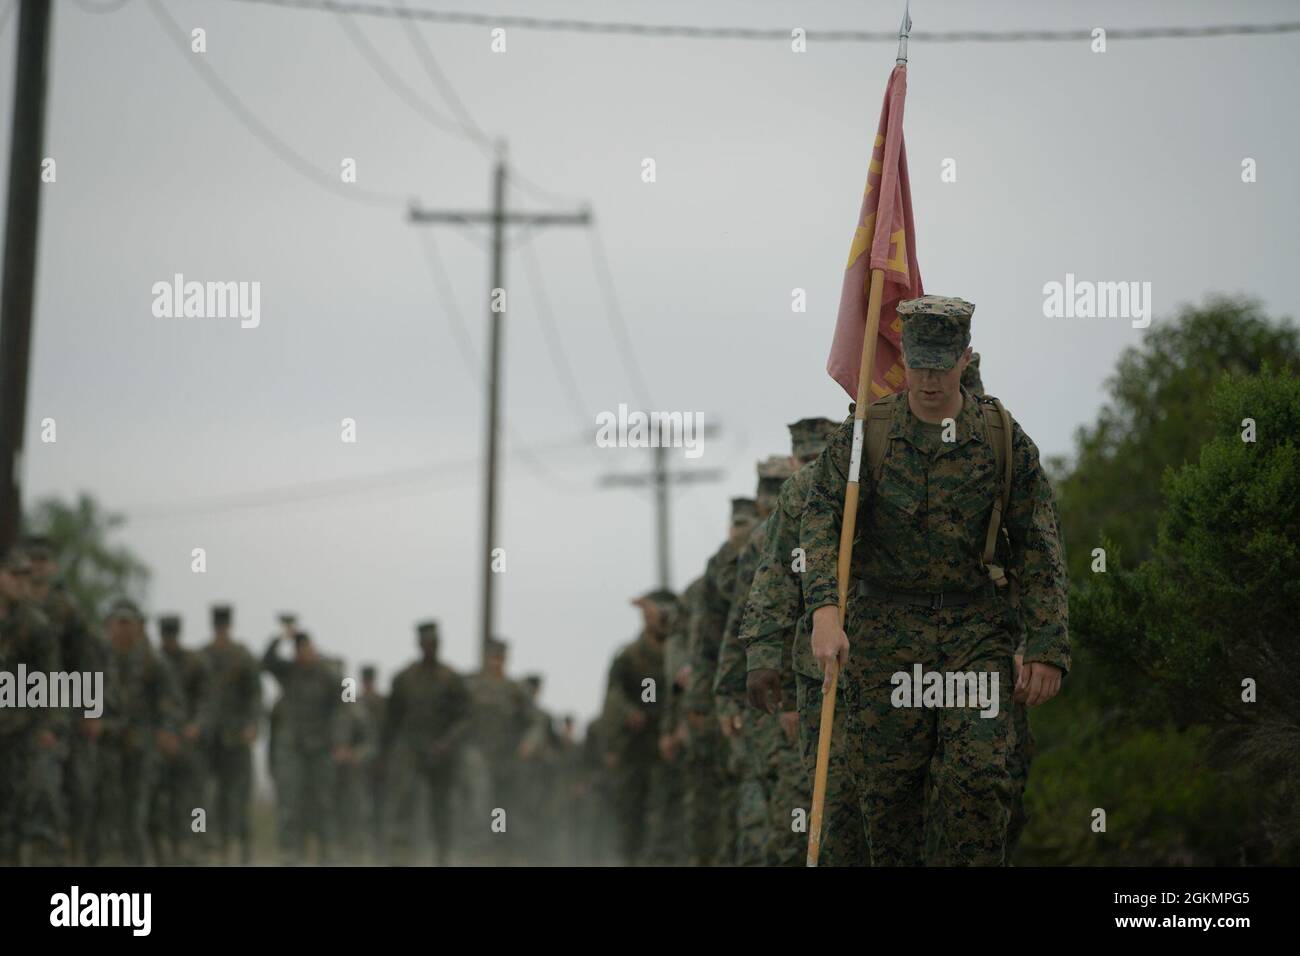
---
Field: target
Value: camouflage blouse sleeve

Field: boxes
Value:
[799,416,856,614]
[740,493,803,673]
[1003,418,1070,673]
[685,551,728,715]
[713,534,763,701]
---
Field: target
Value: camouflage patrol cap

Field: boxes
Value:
[897,295,974,370]
[108,598,144,622]
[277,612,297,626]
[416,620,439,640]
[730,497,758,522]
[486,637,509,657]
[523,673,543,690]
[632,588,682,626]
[211,604,233,627]
[158,614,181,637]
[960,351,984,397]
[756,455,795,500]
[787,418,837,461]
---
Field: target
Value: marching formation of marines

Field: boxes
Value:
[0,296,1068,866]
[0,559,591,865]
[599,296,1069,866]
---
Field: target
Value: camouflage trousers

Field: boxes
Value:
[276,745,336,863]
[845,597,1016,867]
[65,730,99,864]
[1007,701,1034,859]
[683,718,728,865]
[752,708,810,867]
[642,754,688,865]
[796,672,870,866]
[97,742,159,865]
[334,762,373,863]
[730,719,767,867]
[205,737,253,861]
[610,754,655,865]
[384,745,455,865]
[0,732,65,864]
[151,745,205,864]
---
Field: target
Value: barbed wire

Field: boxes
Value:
[216,0,1300,43]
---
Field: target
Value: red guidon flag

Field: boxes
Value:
[826,64,922,400]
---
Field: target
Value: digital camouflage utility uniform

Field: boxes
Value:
[153,632,213,864]
[800,299,1069,866]
[602,627,665,865]
[200,632,261,861]
[684,499,756,865]
[262,640,346,863]
[99,623,183,865]
[0,597,60,864]
[383,653,470,865]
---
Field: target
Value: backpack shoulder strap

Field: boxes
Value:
[979,396,1014,587]
[864,399,895,484]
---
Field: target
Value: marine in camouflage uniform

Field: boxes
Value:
[715,457,796,866]
[264,614,298,810]
[382,621,471,865]
[152,614,213,864]
[20,537,80,864]
[0,549,62,865]
[358,664,387,858]
[199,604,262,864]
[639,591,688,865]
[802,297,1069,866]
[579,713,617,864]
[97,599,183,865]
[675,575,718,865]
[464,637,531,862]
[945,352,1038,861]
[601,593,670,865]
[333,675,377,863]
[740,420,857,865]
[684,497,758,865]
[262,630,346,863]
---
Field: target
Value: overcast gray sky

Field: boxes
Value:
[8,0,1298,722]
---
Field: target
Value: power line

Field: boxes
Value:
[393,0,490,148]
[384,1,580,207]
[587,223,653,410]
[332,10,465,138]
[414,227,590,496]
[519,236,592,427]
[220,0,1300,43]
[145,0,406,209]
[123,458,479,520]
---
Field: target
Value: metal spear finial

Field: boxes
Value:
[896,0,912,64]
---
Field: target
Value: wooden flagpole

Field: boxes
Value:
[806,267,884,866]
[806,1,910,868]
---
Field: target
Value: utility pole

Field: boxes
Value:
[599,432,725,591]
[409,144,590,666]
[0,0,53,552]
